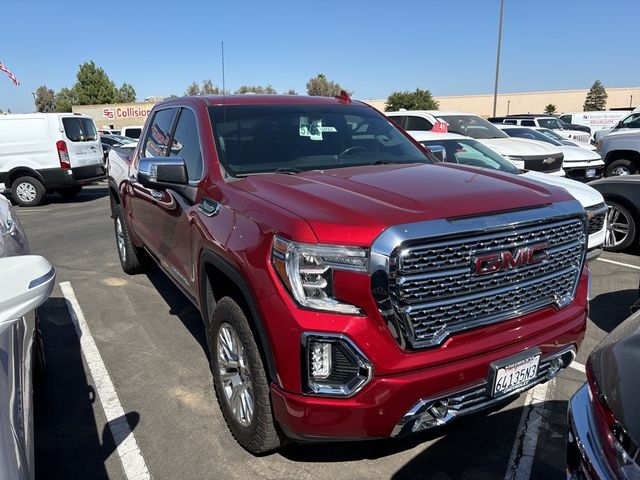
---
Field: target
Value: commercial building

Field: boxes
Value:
[363,86,640,117]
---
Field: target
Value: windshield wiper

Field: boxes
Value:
[274,167,303,175]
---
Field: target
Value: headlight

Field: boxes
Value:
[504,155,524,165]
[271,235,368,315]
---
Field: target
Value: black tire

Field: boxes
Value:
[56,186,83,198]
[605,159,638,177]
[604,200,637,252]
[112,204,147,274]
[209,297,282,454]
[11,176,46,207]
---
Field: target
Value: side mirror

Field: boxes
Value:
[137,157,188,190]
[0,255,55,325]
[425,145,447,162]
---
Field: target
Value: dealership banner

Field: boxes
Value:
[103,105,153,119]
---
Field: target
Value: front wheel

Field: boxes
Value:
[209,297,283,454]
[604,201,636,252]
[605,159,638,177]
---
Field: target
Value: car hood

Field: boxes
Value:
[589,310,640,447]
[556,146,601,162]
[234,163,573,245]
[478,138,562,156]
[521,171,603,208]
[589,174,640,188]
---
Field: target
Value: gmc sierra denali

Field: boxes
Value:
[108,93,589,454]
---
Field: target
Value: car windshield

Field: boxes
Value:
[435,115,508,139]
[537,128,566,141]
[537,118,562,129]
[503,127,563,146]
[420,138,520,174]
[209,104,431,176]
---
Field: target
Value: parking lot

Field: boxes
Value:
[19,184,640,480]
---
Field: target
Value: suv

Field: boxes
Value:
[108,95,589,453]
[499,115,591,143]
[596,130,640,176]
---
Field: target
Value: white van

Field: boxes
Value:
[120,125,144,140]
[559,111,629,137]
[0,113,106,206]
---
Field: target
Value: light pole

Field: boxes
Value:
[492,0,505,117]
[507,100,510,116]
[31,91,37,112]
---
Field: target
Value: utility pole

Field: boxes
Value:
[31,91,37,112]
[492,0,505,117]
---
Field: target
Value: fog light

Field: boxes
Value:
[428,399,449,419]
[310,341,332,379]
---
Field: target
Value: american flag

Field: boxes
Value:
[0,62,20,86]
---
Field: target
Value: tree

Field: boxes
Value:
[544,104,557,115]
[385,88,439,111]
[34,85,56,112]
[74,61,118,105]
[235,85,277,94]
[583,80,608,111]
[185,81,201,96]
[55,87,77,112]
[285,89,298,95]
[306,74,348,97]
[116,82,136,103]
[185,80,223,96]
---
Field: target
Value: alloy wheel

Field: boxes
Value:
[611,166,631,176]
[605,204,632,248]
[116,217,126,261]
[217,323,254,427]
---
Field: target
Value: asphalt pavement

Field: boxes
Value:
[14,184,640,480]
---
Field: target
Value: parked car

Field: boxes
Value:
[559,111,629,139]
[109,94,589,454]
[536,127,597,151]
[589,173,640,251]
[567,309,640,479]
[410,131,606,259]
[98,129,121,135]
[387,110,566,176]
[0,193,55,480]
[120,125,144,140]
[0,113,106,206]
[101,135,137,163]
[496,124,604,181]
[596,131,640,177]
[499,114,591,143]
[594,111,640,143]
[557,118,592,135]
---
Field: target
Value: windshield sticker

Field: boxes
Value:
[299,117,337,141]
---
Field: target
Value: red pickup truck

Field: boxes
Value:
[107,93,589,453]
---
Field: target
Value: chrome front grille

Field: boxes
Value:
[372,204,587,350]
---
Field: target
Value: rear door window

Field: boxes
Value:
[143,109,176,158]
[521,120,536,126]
[62,117,98,142]
[405,116,433,131]
[389,115,406,129]
[169,108,203,182]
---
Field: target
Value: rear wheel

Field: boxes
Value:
[11,176,46,207]
[209,297,283,454]
[604,201,636,252]
[605,159,638,177]
[113,204,147,274]
[56,186,83,198]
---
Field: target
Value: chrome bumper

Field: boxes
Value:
[586,247,603,262]
[391,345,576,437]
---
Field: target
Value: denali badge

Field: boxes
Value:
[473,243,548,275]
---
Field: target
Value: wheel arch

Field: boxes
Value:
[198,248,278,383]
[604,150,640,168]
[5,167,46,188]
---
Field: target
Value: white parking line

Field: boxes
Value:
[504,380,553,480]
[597,257,640,271]
[60,282,151,480]
[569,362,586,374]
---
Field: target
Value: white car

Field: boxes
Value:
[500,115,591,143]
[120,125,144,140]
[496,124,605,181]
[0,113,106,206]
[535,128,597,151]
[0,193,55,480]
[410,131,607,259]
[387,110,566,176]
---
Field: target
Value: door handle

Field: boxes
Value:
[198,198,221,217]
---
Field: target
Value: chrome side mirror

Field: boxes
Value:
[137,157,188,190]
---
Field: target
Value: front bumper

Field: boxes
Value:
[567,383,615,480]
[564,163,605,182]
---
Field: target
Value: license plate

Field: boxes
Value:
[490,350,541,398]
[586,168,596,178]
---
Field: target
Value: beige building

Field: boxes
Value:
[72,101,157,130]
[363,87,640,117]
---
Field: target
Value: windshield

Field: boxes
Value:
[420,138,520,174]
[537,128,566,141]
[436,115,508,139]
[209,104,431,176]
[537,118,562,129]
[503,127,562,146]
[62,117,98,142]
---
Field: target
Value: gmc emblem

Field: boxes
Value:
[473,243,548,275]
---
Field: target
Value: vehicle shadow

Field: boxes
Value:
[144,265,210,359]
[279,399,567,479]
[35,296,141,480]
[8,184,109,207]
[589,288,638,332]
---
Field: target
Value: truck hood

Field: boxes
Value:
[521,171,603,208]
[478,138,562,157]
[234,163,573,245]
[556,146,602,163]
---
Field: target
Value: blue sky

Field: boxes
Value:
[1,0,637,113]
